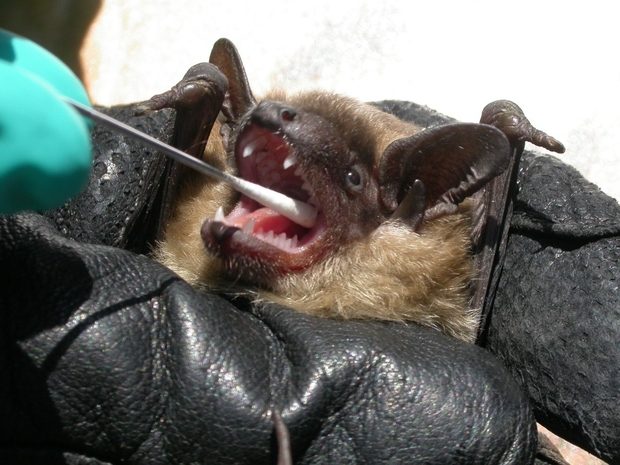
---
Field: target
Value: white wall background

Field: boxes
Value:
[83,0,620,201]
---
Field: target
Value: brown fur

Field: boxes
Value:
[155,91,480,343]
[260,214,476,340]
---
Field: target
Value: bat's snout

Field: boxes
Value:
[251,101,298,130]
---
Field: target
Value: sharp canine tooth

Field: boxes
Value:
[242,137,267,158]
[283,153,298,170]
[214,206,225,221]
[242,145,254,158]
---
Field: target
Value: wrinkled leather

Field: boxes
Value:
[2,100,614,464]
[0,210,535,464]
[44,105,175,253]
[486,154,620,464]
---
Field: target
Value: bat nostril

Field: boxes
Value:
[251,102,297,128]
[280,107,296,122]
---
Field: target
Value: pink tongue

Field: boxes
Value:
[250,208,293,234]
[230,207,307,236]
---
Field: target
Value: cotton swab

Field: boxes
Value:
[67,100,318,228]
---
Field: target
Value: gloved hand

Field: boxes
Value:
[0,211,537,465]
[0,103,538,465]
[486,153,620,464]
[0,29,92,214]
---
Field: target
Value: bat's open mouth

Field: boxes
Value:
[201,124,328,272]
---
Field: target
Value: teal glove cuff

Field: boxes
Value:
[0,28,92,214]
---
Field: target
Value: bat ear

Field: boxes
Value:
[378,123,511,226]
[209,38,256,120]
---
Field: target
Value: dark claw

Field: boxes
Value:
[136,63,229,114]
[271,410,292,465]
[481,100,565,153]
[134,62,229,159]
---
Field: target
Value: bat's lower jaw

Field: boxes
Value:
[200,218,329,278]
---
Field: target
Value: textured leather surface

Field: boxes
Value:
[0,211,535,464]
[486,154,620,464]
[44,105,175,253]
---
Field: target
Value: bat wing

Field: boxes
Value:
[473,100,564,342]
[374,100,564,342]
[469,141,521,341]
[137,39,254,241]
[135,62,229,241]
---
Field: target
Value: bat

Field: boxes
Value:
[144,38,564,343]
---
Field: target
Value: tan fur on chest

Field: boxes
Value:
[260,211,476,340]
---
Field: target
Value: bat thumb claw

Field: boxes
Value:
[133,90,176,116]
[481,100,565,154]
[530,128,566,154]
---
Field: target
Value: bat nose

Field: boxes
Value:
[252,101,297,129]
[279,106,296,121]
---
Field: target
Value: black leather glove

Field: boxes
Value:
[2,101,611,465]
[0,209,535,464]
[485,153,620,464]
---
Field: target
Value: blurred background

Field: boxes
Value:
[2,0,618,201]
[81,0,620,202]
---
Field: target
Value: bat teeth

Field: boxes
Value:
[243,136,268,158]
[214,206,225,221]
[242,145,253,158]
[283,152,298,170]
[276,232,293,250]
[254,230,300,251]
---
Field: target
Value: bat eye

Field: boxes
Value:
[345,165,364,192]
